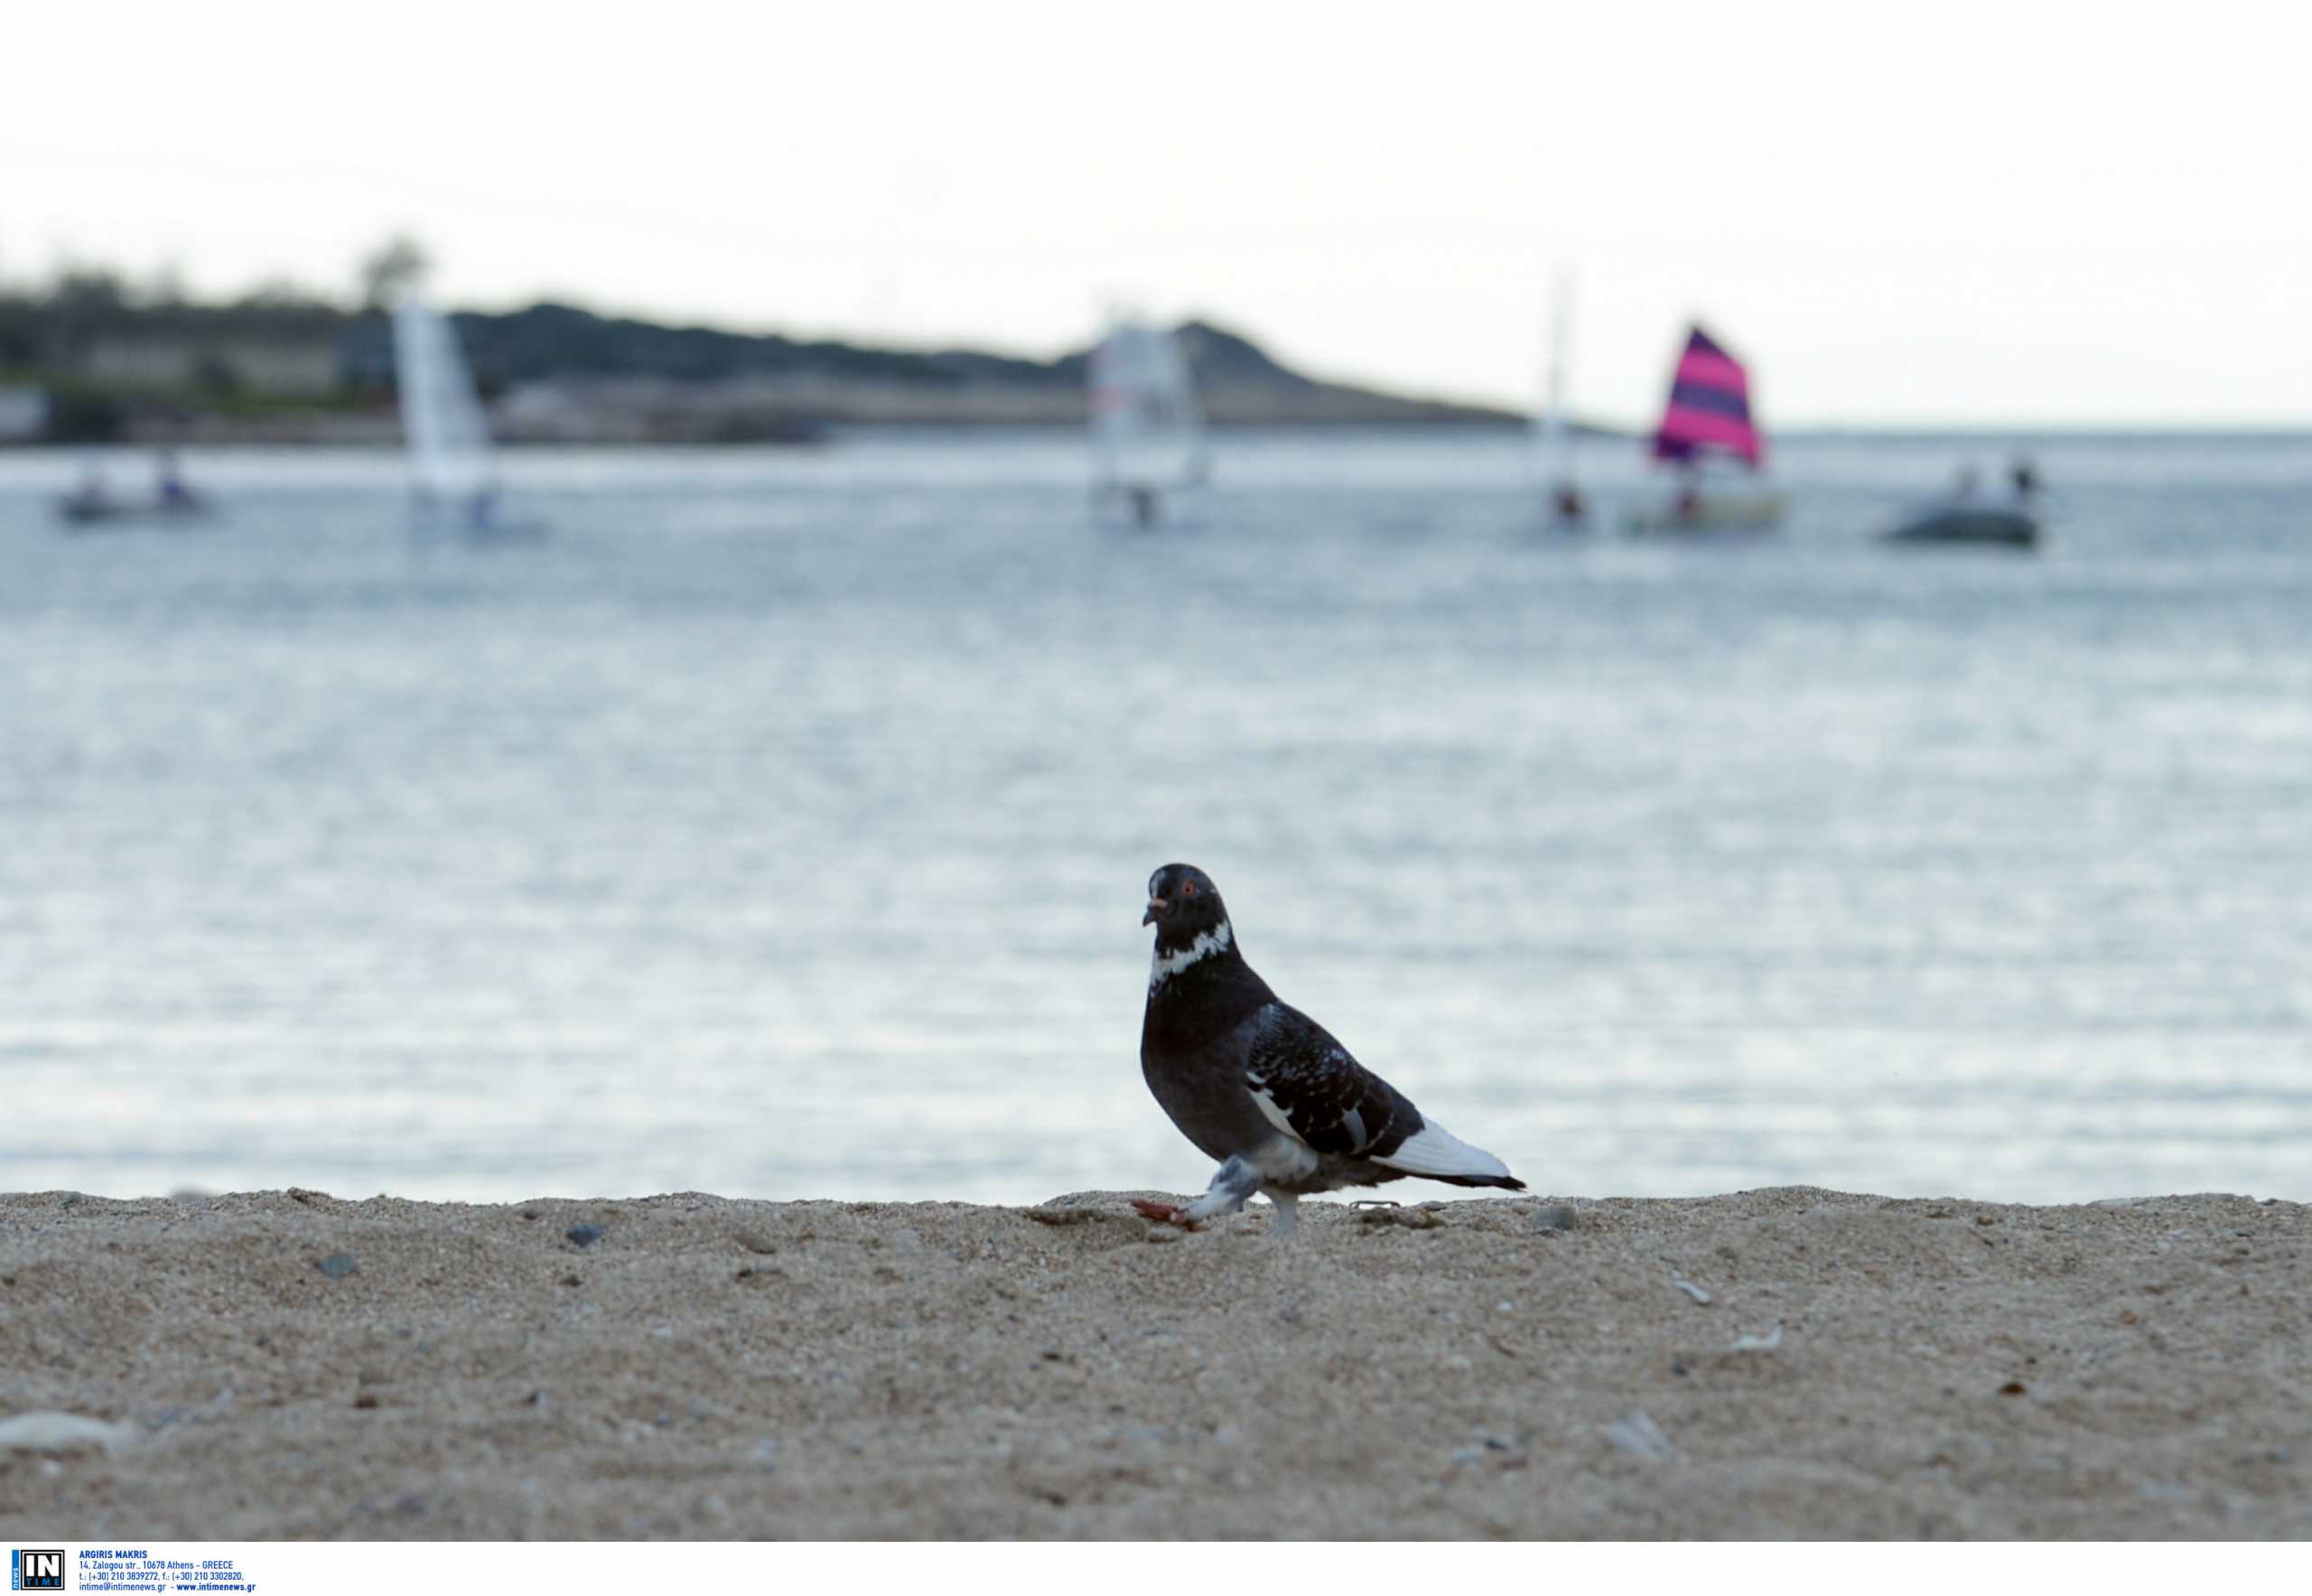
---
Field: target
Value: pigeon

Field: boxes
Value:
[1134,863,1524,1234]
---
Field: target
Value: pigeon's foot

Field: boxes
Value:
[1180,1154,1262,1223]
[1266,1190,1300,1237]
[1130,1199,1199,1227]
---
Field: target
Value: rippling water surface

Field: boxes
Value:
[3,430,2307,1204]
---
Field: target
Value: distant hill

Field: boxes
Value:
[3,284,1552,442]
[336,304,1528,429]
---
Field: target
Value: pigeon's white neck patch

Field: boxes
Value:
[1150,920,1233,990]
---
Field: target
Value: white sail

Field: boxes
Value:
[391,294,495,512]
[1088,316,1207,493]
[1535,270,1574,484]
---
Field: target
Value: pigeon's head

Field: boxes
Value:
[1142,863,1226,937]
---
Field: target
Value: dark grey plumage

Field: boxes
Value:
[1136,863,1524,1232]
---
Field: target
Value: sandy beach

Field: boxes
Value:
[1,1186,2305,1539]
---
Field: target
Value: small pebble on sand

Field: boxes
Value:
[1603,1410,1675,1461]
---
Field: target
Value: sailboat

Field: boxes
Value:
[1626,324,1785,533]
[1088,314,1208,527]
[391,294,542,539]
[1535,272,1585,526]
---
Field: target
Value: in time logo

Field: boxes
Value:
[10,1550,65,1591]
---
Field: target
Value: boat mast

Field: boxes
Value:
[1539,268,1574,483]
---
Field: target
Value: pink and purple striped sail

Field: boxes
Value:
[1650,325,1765,470]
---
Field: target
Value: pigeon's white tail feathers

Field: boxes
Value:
[1375,1120,1524,1190]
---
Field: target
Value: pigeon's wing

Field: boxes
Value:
[1242,1001,1524,1188]
[1241,1003,1421,1159]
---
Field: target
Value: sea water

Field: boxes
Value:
[2,430,2306,1204]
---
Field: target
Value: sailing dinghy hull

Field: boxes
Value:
[57,496,213,530]
[1626,491,1787,534]
[1882,506,2039,547]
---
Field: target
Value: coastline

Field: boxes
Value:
[2,1187,2304,1539]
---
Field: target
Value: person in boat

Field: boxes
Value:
[155,450,195,508]
[1552,481,1587,523]
[2009,455,2039,498]
[1672,470,1702,523]
[72,462,114,512]
[1126,485,1161,527]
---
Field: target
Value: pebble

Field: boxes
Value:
[0,1413,139,1456]
[1359,1207,1442,1231]
[1603,1410,1675,1461]
[315,1253,358,1279]
[566,1225,605,1248]
[1673,1279,1712,1305]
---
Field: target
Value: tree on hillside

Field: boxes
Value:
[144,260,189,307]
[236,276,331,311]
[358,234,432,309]
[50,267,129,315]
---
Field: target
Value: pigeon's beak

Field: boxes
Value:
[1142,896,1168,926]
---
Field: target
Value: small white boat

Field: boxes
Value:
[392,294,545,539]
[1535,271,1587,527]
[1088,315,1207,527]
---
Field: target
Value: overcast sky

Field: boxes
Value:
[7,2,2307,426]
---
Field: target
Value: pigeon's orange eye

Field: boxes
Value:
[1180,881,1198,898]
